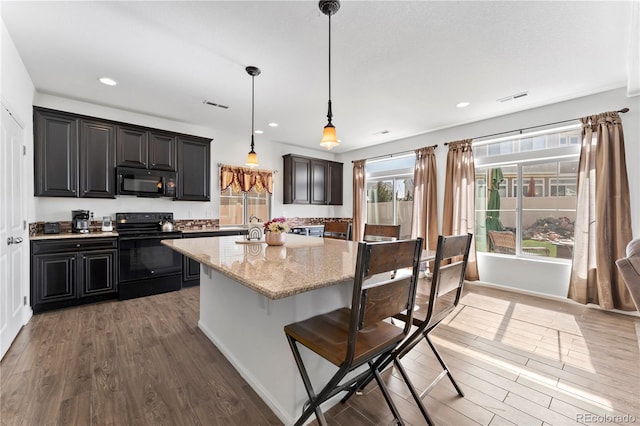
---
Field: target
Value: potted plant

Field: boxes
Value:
[263,217,291,246]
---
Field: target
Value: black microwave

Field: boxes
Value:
[116,166,177,198]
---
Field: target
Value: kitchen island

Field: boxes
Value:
[162,234,361,425]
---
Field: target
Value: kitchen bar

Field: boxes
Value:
[162,234,434,425]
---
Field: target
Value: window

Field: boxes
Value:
[365,154,415,239]
[219,165,272,226]
[220,186,270,226]
[474,126,580,260]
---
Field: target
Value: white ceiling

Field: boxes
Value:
[1,1,636,153]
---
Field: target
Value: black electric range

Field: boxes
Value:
[116,212,183,300]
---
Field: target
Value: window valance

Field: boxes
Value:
[220,165,273,194]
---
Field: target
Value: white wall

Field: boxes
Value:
[336,88,640,297]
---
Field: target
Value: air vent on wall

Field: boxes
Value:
[203,100,229,109]
[497,91,528,103]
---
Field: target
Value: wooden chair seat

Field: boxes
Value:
[284,308,405,367]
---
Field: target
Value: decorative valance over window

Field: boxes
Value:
[220,165,273,194]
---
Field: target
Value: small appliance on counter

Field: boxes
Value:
[44,222,60,234]
[72,210,92,233]
[101,216,113,232]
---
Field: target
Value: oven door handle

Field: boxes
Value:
[118,235,182,241]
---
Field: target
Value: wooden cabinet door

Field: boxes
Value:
[79,249,117,297]
[183,256,200,286]
[32,253,76,304]
[148,131,176,171]
[79,120,116,198]
[283,156,311,204]
[34,109,78,197]
[177,137,211,201]
[310,159,328,205]
[116,125,148,168]
[327,161,343,205]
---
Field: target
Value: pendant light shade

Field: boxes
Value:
[320,124,338,150]
[319,0,340,150]
[245,65,261,167]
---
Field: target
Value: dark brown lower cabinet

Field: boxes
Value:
[31,238,118,313]
[182,230,248,287]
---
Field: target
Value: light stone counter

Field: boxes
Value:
[161,234,359,299]
[30,231,119,240]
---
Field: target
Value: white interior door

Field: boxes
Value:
[0,103,26,360]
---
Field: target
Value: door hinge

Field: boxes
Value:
[23,145,26,156]
[23,296,27,306]
[23,220,27,230]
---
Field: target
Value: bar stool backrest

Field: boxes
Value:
[363,224,401,242]
[323,221,351,240]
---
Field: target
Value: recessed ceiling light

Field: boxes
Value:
[456,102,470,108]
[99,77,117,86]
[268,122,279,127]
[254,130,264,134]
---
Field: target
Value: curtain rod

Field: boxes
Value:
[444,107,630,146]
[352,144,438,163]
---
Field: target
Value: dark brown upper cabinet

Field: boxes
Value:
[79,120,116,198]
[116,125,147,168]
[116,126,177,171]
[34,109,78,197]
[34,108,115,198]
[283,154,343,205]
[34,107,210,200]
[177,136,211,201]
[148,131,177,171]
[327,161,343,205]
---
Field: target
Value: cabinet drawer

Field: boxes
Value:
[32,238,117,254]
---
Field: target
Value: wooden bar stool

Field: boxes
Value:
[342,233,473,425]
[323,221,351,240]
[363,223,401,241]
[284,238,423,426]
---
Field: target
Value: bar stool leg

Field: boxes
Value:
[393,357,436,426]
[286,336,328,426]
[426,335,464,397]
[369,361,405,426]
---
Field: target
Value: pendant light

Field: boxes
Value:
[319,0,340,150]
[246,65,261,167]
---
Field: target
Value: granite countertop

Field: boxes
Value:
[162,234,360,300]
[30,231,119,240]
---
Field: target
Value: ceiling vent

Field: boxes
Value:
[203,100,229,109]
[497,91,528,103]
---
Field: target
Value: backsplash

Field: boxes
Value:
[30,217,351,236]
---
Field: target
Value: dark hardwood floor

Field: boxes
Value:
[1,283,639,425]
